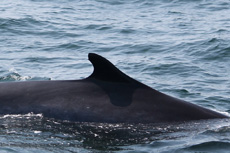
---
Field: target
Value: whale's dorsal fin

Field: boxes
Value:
[87,53,150,106]
[88,53,131,83]
[87,53,146,86]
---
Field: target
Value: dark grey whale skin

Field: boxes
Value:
[0,53,228,123]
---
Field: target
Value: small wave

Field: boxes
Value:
[23,56,74,63]
[1,112,43,119]
[0,72,31,81]
[120,28,136,34]
[0,70,51,82]
[96,0,125,5]
[0,17,45,30]
[187,38,230,61]
[203,125,230,135]
[181,141,230,152]
[57,43,83,50]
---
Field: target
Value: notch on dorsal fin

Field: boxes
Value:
[87,53,146,87]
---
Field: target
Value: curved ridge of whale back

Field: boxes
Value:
[87,53,147,87]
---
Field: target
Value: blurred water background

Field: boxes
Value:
[0,0,230,152]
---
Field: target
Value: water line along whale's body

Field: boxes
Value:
[0,53,228,123]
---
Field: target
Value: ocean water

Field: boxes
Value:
[0,0,230,152]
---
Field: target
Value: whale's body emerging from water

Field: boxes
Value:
[0,53,228,123]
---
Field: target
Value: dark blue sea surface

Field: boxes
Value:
[0,0,230,152]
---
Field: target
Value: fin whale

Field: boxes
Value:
[0,53,228,123]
